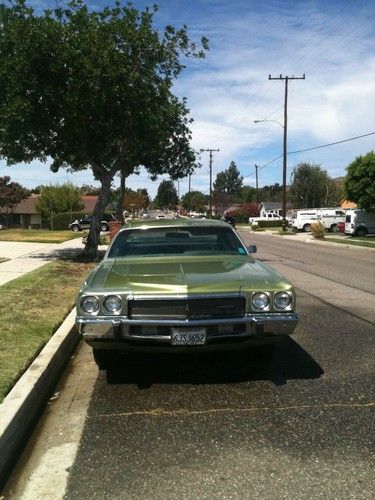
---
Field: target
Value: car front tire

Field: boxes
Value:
[71,224,80,232]
[100,223,109,232]
[355,227,367,237]
[303,223,311,232]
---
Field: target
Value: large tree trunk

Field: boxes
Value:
[83,172,113,259]
[115,170,126,222]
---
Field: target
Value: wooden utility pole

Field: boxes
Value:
[268,74,305,230]
[200,148,220,218]
[255,164,259,203]
[188,173,192,215]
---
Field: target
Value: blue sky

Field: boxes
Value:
[2,0,375,198]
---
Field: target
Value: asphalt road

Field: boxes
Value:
[4,232,375,499]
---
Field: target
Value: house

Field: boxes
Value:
[259,201,283,217]
[4,194,99,228]
[7,194,42,228]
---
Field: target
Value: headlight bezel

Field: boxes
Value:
[251,291,271,311]
[80,295,100,315]
[274,291,293,311]
[103,294,123,315]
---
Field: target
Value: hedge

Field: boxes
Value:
[250,220,283,228]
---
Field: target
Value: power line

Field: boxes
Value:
[288,131,375,155]
[245,131,375,179]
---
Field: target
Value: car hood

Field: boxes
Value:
[83,255,291,295]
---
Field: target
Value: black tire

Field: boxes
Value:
[303,223,311,232]
[100,223,109,232]
[71,224,80,232]
[355,227,367,238]
[330,223,337,232]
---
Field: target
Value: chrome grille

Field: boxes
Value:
[128,297,245,320]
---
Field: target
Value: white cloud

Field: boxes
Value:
[2,0,375,197]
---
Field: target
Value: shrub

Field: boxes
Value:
[227,203,259,223]
[310,222,326,239]
[48,211,85,230]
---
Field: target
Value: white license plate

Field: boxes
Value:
[171,328,207,345]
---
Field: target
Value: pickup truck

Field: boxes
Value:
[248,214,282,224]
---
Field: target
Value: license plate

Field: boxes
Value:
[171,328,206,345]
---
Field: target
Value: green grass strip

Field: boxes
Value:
[0,260,95,402]
[0,229,82,243]
[325,238,375,248]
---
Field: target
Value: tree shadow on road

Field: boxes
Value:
[105,338,324,388]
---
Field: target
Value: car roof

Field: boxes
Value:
[122,218,230,230]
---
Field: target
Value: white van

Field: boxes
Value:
[291,208,345,232]
[345,209,375,237]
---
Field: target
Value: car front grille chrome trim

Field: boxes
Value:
[77,313,299,340]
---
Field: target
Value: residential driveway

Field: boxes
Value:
[0,238,86,286]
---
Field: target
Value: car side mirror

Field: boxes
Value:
[247,245,257,254]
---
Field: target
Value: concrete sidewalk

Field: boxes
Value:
[0,238,86,286]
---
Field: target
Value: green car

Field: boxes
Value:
[76,219,298,369]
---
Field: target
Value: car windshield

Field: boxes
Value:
[108,226,247,258]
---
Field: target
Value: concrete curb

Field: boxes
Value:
[0,308,79,490]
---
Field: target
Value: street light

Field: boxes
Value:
[253,119,284,128]
[254,118,287,231]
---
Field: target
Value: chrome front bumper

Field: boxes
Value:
[77,313,299,344]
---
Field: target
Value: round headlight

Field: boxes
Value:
[103,295,122,314]
[81,296,99,314]
[274,291,292,309]
[252,292,270,310]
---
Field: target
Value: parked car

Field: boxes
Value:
[69,213,115,232]
[221,213,236,228]
[76,219,299,370]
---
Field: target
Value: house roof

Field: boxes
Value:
[260,201,282,209]
[5,193,99,215]
[12,194,40,214]
[340,199,357,209]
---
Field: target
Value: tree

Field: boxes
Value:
[344,151,375,211]
[180,190,208,213]
[260,183,282,202]
[0,176,30,225]
[122,188,149,213]
[36,183,84,220]
[240,186,257,203]
[289,162,339,208]
[212,191,231,216]
[213,161,243,196]
[0,1,208,257]
[154,180,178,209]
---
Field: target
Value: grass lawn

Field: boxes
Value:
[325,237,375,248]
[0,229,82,243]
[0,259,96,402]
